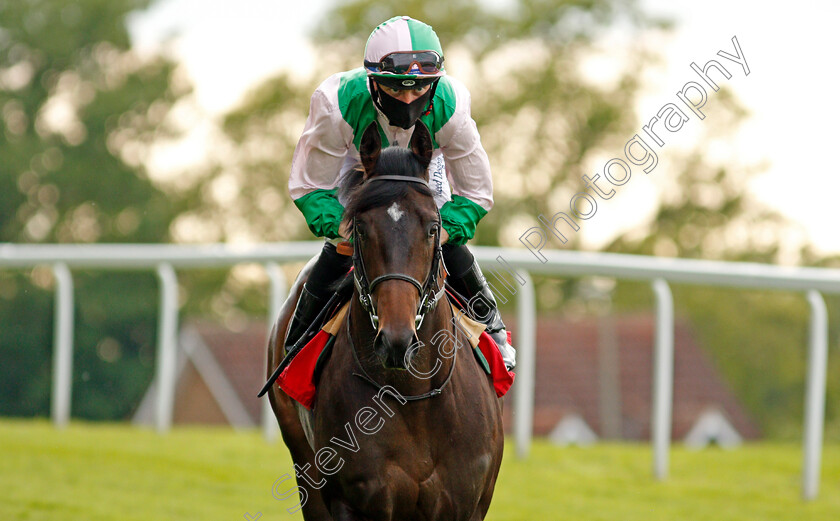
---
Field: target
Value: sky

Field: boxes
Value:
[128,0,840,257]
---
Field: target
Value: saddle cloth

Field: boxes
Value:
[276,301,515,410]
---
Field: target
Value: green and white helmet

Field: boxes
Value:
[364,16,446,90]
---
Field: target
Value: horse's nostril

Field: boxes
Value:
[374,328,417,369]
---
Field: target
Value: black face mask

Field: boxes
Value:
[372,82,433,130]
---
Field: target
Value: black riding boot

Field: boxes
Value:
[284,284,327,351]
[443,244,516,370]
[284,242,352,351]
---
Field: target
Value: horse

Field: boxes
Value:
[266,121,504,521]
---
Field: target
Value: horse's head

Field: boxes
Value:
[341,122,444,370]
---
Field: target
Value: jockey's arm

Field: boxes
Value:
[289,88,350,240]
[436,81,494,246]
[290,74,492,245]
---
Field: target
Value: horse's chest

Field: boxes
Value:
[334,452,493,520]
[313,340,502,520]
[315,403,497,520]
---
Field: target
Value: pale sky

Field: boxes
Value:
[128,0,840,257]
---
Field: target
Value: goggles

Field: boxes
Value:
[365,51,444,75]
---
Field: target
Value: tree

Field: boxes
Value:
[140,0,830,436]
[0,0,190,419]
[180,0,669,319]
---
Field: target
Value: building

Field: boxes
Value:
[502,313,760,445]
[133,320,267,429]
[133,313,760,445]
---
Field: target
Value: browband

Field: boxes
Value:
[366,175,429,186]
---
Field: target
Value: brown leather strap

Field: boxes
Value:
[336,241,354,256]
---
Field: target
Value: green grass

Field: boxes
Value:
[1,420,838,520]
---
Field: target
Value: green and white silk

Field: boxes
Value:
[289,68,493,245]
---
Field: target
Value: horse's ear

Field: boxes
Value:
[360,122,381,178]
[410,121,433,171]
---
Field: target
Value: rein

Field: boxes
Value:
[346,313,457,401]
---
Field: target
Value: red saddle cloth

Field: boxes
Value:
[476,329,516,397]
[275,304,348,409]
[276,302,515,409]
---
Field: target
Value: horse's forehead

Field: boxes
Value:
[386,202,404,223]
[368,190,435,225]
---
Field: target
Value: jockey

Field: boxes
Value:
[287,15,516,370]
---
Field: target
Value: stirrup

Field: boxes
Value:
[489,329,516,371]
[447,259,515,370]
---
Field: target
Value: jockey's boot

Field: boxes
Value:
[284,242,351,352]
[447,257,516,371]
[283,283,327,352]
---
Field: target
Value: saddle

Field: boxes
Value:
[275,289,515,410]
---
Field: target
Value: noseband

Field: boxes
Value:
[352,175,447,331]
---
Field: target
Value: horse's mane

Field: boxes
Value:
[339,147,433,228]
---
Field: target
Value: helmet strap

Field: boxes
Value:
[422,80,440,116]
[369,77,386,117]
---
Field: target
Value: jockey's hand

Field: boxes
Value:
[440,227,449,244]
[336,220,354,256]
[339,220,352,240]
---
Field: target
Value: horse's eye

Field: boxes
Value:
[428,223,439,237]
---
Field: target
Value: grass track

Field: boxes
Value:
[1,419,839,520]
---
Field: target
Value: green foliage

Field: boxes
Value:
[604,88,789,263]
[0,270,160,420]
[187,0,827,438]
[0,0,185,244]
[308,0,669,247]
[200,0,668,249]
[0,280,52,416]
[1,0,830,439]
[0,0,190,419]
[675,287,810,438]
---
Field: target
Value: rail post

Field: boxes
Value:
[514,270,536,459]
[155,263,179,433]
[651,278,674,480]
[262,262,287,442]
[802,290,828,500]
[50,263,74,428]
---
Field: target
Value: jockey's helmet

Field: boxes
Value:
[364,16,445,129]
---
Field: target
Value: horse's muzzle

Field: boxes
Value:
[374,327,418,370]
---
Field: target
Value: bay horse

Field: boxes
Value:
[266,122,504,520]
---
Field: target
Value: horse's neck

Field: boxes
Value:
[348,296,455,390]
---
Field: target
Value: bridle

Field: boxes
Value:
[351,175,447,332]
[348,174,455,401]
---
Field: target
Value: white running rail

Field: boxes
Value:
[1,242,836,500]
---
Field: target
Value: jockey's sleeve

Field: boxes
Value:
[289,82,351,239]
[436,78,494,244]
[293,188,344,239]
[440,195,488,245]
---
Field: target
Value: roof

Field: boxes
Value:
[186,320,269,424]
[502,312,761,440]
[132,320,269,428]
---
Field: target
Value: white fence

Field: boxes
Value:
[1,242,837,500]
